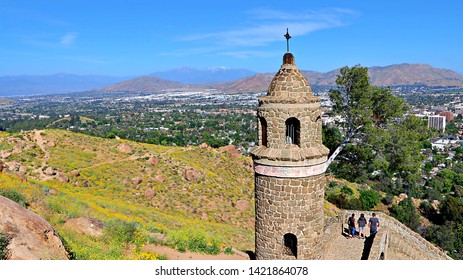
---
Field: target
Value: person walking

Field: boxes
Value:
[347,213,356,238]
[368,212,380,237]
[358,213,367,238]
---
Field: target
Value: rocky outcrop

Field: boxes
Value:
[153,174,165,183]
[219,145,241,159]
[144,188,156,198]
[117,143,132,154]
[0,195,69,260]
[234,199,251,211]
[56,172,69,183]
[132,177,143,185]
[63,217,104,238]
[44,166,55,176]
[1,150,12,159]
[182,167,201,182]
[147,156,159,167]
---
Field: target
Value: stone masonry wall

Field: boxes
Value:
[255,173,325,260]
[257,105,323,150]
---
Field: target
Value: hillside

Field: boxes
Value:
[0,129,255,259]
[1,129,452,260]
[103,76,191,92]
[368,63,463,87]
[151,67,256,84]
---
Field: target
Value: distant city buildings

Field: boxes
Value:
[455,104,463,115]
[439,111,455,122]
[428,115,446,132]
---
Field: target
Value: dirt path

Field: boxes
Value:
[144,244,250,260]
[31,130,54,180]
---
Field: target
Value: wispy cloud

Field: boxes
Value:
[19,32,79,49]
[60,32,78,47]
[172,8,357,58]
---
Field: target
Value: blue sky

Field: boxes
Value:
[1,0,462,76]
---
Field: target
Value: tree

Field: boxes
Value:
[390,198,421,231]
[359,189,380,210]
[322,125,342,157]
[329,66,406,133]
[326,65,429,191]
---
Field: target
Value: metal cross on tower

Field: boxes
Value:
[284,28,291,52]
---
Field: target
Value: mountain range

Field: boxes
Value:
[1,64,463,97]
[0,73,127,97]
[104,63,463,94]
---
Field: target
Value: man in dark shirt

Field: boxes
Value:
[368,212,380,237]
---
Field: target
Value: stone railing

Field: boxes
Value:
[332,210,451,260]
[378,230,388,260]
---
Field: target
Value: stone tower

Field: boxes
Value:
[251,42,329,259]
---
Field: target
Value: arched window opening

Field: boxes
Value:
[260,117,268,147]
[283,233,297,258]
[285,118,300,146]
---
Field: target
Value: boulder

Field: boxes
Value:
[16,172,27,182]
[235,199,251,211]
[182,167,201,182]
[398,193,408,202]
[6,161,19,171]
[117,143,132,154]
[220,214,230,222]
[46,141,56,147]
[153,174,165,183]
[0,196,69,259]
[64,217,104,238]
[56,173,69,183]
[147,156,159,167]
[48,189,59,196]
[44,167,55,176]
[219,145,241,159]
[144,188,156,198]
[199,143,209,149]
[1,150,11,159]
[18,165,27,173]
[132,177,143,185]
[69,170,80,177]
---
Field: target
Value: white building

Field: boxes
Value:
[428,115,446,132]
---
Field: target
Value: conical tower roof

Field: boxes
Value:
[259,52,318,105]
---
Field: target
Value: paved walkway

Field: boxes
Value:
[322,223,382,260]
[323,234,366,259]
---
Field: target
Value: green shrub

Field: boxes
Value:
[390,198,421,231]
[0,189,26,207]
[382,193,394,205]
[224,246,234,255]
[340,185,354,195]
[0,231,10,260]
[359,189,380,210]
[167,228,221,255]
[326,192,349,209]
[104,219,140,244]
